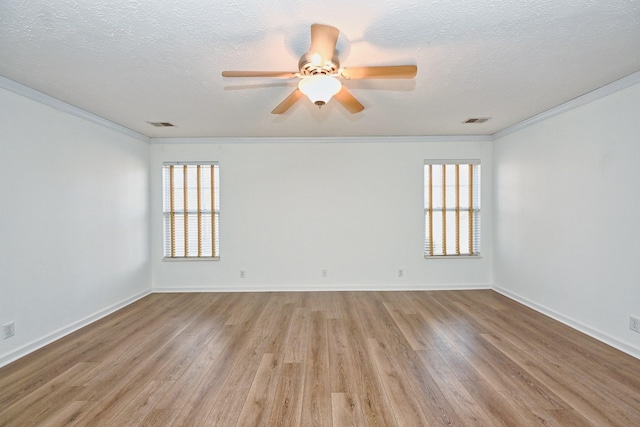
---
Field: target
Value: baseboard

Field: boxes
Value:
[153,283,493,293]
[0,290,152,368]
[492,286,640,360]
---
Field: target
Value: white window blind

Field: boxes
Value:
[163,163,220,258]
[424,161,480,257]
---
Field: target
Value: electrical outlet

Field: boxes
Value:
[3,322,15,339]
[239,270,246,279]
[322,269,327,278]
[630,316,640,334]
[398,269,404,278]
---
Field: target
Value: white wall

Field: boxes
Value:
[0,87,151,366]
[2,72,639,367]
[151,138,493,291]
[493,81,640,357]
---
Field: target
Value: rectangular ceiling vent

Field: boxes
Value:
[148,122,175,127]
[463,118,489,124]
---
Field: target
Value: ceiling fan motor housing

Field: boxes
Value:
[298,52,340,76]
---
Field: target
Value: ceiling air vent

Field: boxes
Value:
[148,122,175,127]
[463,118,489,124]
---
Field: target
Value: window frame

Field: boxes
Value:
[162,161,220,261]
[424,159,481,258]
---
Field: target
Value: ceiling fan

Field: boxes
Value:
[221,24,417,114]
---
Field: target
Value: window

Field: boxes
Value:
[163,162,220,259]
[424,161,480,257]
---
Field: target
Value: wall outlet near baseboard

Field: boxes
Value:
[322,269,327,278]
[630,316,640,334]
[2,322,15,339]
[398,269,404,278]
[239,270,246,279]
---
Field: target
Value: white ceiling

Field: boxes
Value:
[1,1,639,138]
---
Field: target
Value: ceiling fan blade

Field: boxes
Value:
[309,24,339,63]
[222,71,298,78]
[271,89,304,114]
[333,86,364,114]
[341,65,417,79]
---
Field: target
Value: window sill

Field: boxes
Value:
[163,256,220,262]
[424,255,483,260]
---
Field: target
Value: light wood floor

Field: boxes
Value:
[1,290,640,426]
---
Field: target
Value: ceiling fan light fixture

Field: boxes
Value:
[298,75,342,107]
[222,24,417,114]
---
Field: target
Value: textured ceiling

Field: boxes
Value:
[1,1,639,138]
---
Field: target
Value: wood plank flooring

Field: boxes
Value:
[1,290,640,426]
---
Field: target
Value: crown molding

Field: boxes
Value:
[7,69,638,145]
[0,75,150,143]
[493,71,640,140]
[149,134,494,145]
